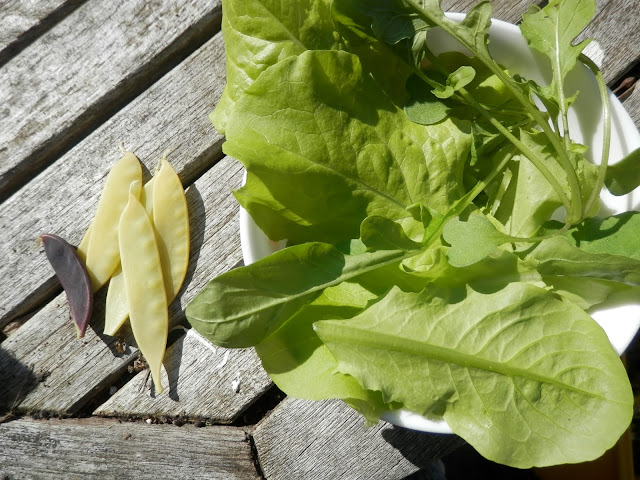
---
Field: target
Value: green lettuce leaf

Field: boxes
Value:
[211,0,339,134]
[314,283,633,468]
[224,49,471,244]
[531,213,640,307]
[255,282,399,423]
[488,131,598,237]
[605,146,640,196]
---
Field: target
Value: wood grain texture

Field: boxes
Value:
[253,397,465,480]
[0,0,222,202]
[623,87,639,129]
[94,329,272,423]
[441,0,536,22]
[0,417,259,480]
[0,157,245,414]
[0,32,226,329]
[0,0,85,64]
[579,0,640,85]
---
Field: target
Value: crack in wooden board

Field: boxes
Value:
[253,397,465,480]
[0,0,88,68]
[0,0,222,203]
[0,156,247,415]
[94,329,272,424]
[0,417,259,479]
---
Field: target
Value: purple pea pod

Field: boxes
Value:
[41,233,93,338]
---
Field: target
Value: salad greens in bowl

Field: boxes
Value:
[186,0,640,469]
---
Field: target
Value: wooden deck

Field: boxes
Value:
[0,1,638,478]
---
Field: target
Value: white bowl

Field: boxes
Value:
[239,13,640,434]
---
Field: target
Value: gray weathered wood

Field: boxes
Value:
[0,417,259,480]
[580,0,640,85]
[94,329,272,423]
[0,32,226,329]
[441,0,536,22]
[0,0,82,62]
[623,86,640,130]
[0,156,245,414]
[0,0,222,202]
[253,397,465,480]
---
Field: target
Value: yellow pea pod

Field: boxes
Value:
[118,185,168,394]
[104,178,155,336]
[152,156,190,301]
[79,149,142,291]
[104,264,127,336]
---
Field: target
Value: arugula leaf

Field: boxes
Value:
[314,283,633,468]
[546,211,640,260]
[528,236,640,287]
[520,0,596,138]
[431,66,476,99]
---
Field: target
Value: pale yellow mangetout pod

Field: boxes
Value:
[152,157,190,301]
[103,157,190,337]
[103,264,127,336]
[104,178,155,337]
[118,184,168,395]
[79,149,142,291]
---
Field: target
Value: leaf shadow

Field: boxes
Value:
[0,347,40,413]
[568,211,633,247]
[381,425,466,472]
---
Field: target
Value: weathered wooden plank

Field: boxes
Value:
[0,32,226,330]
[579,0,640,85]
[0,156,245,414]
[0,0,222,202]
[253,397,465,480]
[441,0,536,22]
[94,329,272,423]
[623,86,640,130]
[0,0,84,64]
[0,417,259,480]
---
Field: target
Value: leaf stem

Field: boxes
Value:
[402,0,583,223]
[580,54,611,219]
[421,146,517,248]
[456,87,574,212]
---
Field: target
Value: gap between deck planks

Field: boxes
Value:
[0,30,227,330]
[0,0,222,204]
[0,0,88,68]
[94,328,272,424]
[579,0,640,85]
[252,397,465,480]
[0,155,255,417]
[0,417,260,480]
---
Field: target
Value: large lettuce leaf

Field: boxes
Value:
[314,283,633,468]
[211,0,340,134]
[224,49,471,244]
